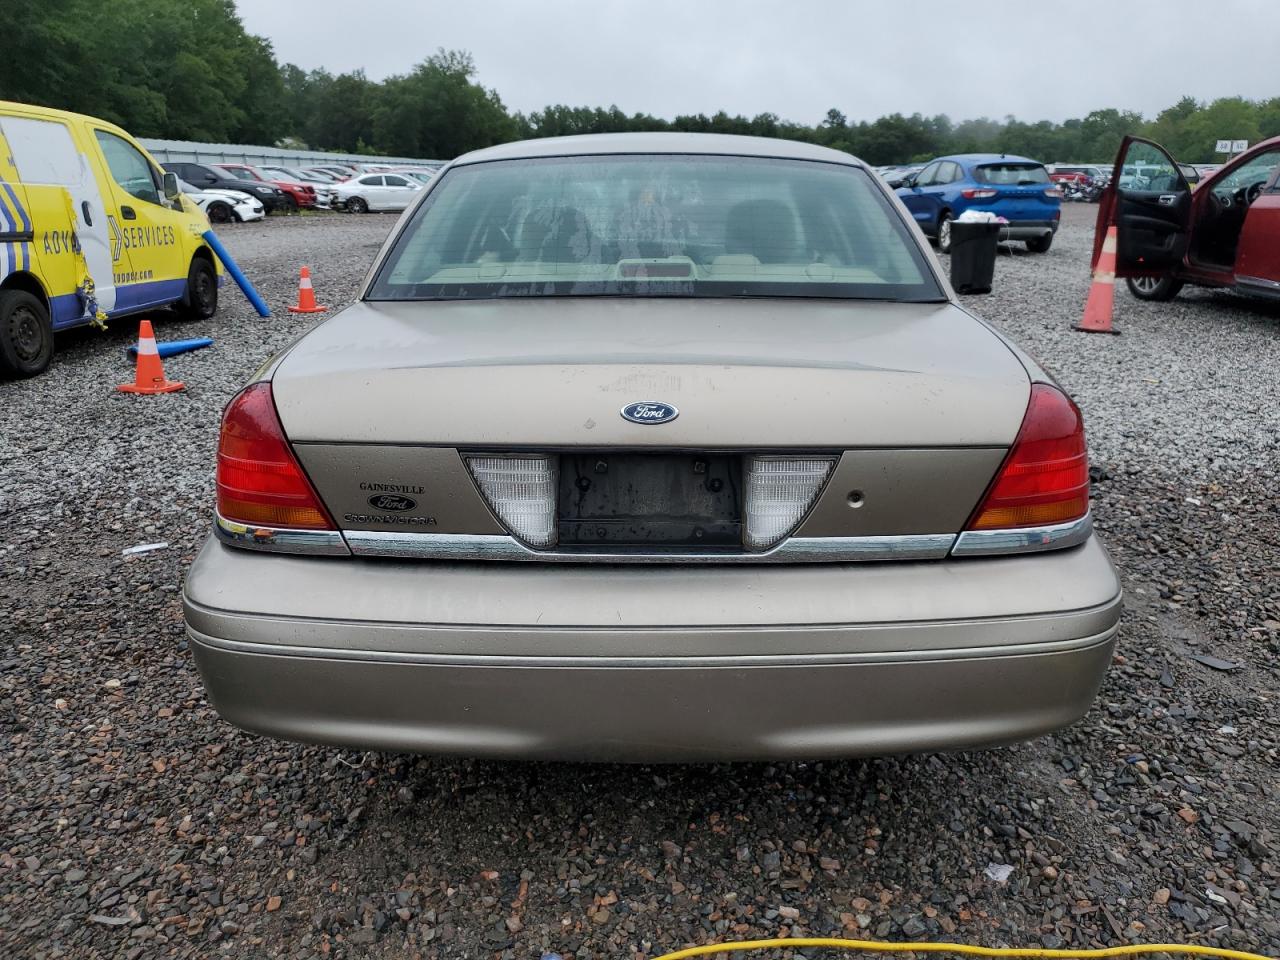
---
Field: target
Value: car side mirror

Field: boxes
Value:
[162,171,181,200]
[902,176,916,188]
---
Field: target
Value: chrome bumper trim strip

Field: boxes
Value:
[214,513,350,556]
[343,531,958,563]
[213,515,1093,562]
[950,513,1093,557]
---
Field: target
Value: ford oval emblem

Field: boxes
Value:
[621,401,679,425]
[368,494,417,511]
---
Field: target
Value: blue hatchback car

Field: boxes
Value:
[896,154,1062,254]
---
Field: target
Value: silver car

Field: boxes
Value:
[185,133,1121,761]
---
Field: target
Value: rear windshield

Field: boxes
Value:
[976,163,1050,185]
[367,154,941,302]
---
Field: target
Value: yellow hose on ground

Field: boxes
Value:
[650,937,1276,960]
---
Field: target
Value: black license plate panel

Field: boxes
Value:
[558,454,742,549]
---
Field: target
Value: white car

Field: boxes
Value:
[383,167,438,187]
[331,172,422,213]
[179,179,264,223]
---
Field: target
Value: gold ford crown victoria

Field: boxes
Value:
[184,133,1121,761]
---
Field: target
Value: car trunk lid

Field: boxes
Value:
[271,297,1028,448]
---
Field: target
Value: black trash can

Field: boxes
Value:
[949,221,1001,294]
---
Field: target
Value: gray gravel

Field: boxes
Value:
[2,206,1278,959]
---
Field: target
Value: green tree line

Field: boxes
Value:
[3,0,1278,163]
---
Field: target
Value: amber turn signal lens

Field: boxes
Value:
[967,383,1089,531]
[216,382,335,530]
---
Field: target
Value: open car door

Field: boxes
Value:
[1093,136,1191,277]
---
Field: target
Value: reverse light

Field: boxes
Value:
[466,455,558,548]
[961,188,998,200]
[744,457,834,550]
[216,382,335,530]
[966,383,1089,531]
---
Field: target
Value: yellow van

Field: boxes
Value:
[0,100,221,378]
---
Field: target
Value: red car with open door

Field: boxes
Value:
[1094,135,1280,303]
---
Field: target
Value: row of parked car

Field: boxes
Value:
[160,159,439,222]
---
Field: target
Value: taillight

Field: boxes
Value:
[961,188,998,200]
[1045,187,1064,199]
[466,455,558,547]
[216,382,335,530]
[744,457,834,550]
[966,383,1089,531]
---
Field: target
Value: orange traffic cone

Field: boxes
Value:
[286,266,327,314]
[1075,225,1121,334]
[117,320,185,394]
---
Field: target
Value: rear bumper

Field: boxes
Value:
[183,536,1122,761]
[1000,219,1059,240]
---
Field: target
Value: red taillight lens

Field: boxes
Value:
[961,188,998,200]
[216,382,335,530]
[966,383,1089,531]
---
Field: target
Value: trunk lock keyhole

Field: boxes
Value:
[847,490,865,509]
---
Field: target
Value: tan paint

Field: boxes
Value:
[795,448,1006,537]
[271,298,1030,448]
[294,444,504,535]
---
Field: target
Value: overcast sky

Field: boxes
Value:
[237,0,1276,125]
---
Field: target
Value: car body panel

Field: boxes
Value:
[293,443,1007,539]
[270,298,1030,448]
[183,535,1120,759]
[293,443,507,535]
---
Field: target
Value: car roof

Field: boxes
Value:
[452,132,865,168]
[936,153,1042,165]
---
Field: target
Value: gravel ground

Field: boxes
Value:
[1,205,1277,960]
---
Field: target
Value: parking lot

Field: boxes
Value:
[2,204,1278,959]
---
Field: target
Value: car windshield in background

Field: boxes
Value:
[976,163,1050,185]
[368,154,941,302]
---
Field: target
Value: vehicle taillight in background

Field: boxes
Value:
[216,382,335,530]
[965,383,1089,531]
[961,188,998,200]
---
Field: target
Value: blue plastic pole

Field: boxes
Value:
[200,229,271,318]
[129,336,214,359]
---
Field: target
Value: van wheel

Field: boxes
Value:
[1127,275,1183,301]
[0,289,54,378]
[936,212,953,253]
[1026,234,1053,253]
[205,201,233,224]
[177,257,218,320]
[347,196,368,214]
